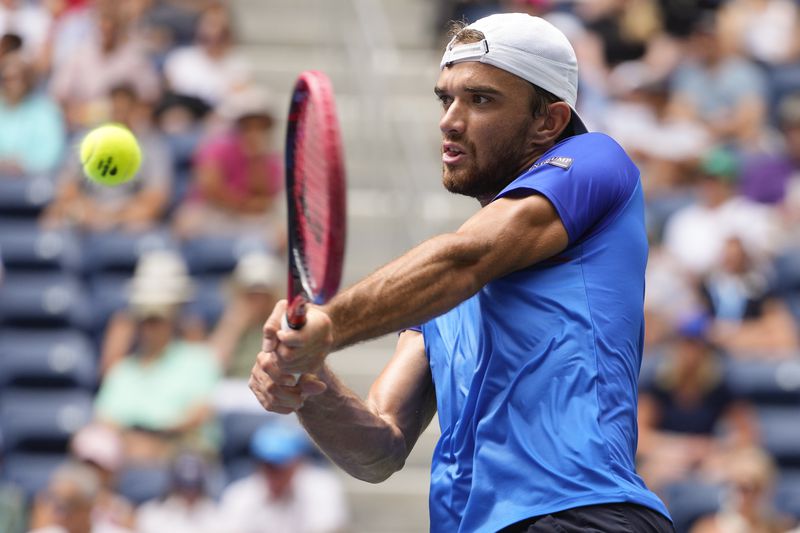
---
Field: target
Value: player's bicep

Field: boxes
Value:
[366,330,435,457]
[458,193,569,281]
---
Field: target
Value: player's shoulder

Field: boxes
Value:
[527,132,635,178]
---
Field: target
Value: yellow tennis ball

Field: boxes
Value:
[79,123,142,186]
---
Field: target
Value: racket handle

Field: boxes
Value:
[286,294,309,329]
[281,294,309,385]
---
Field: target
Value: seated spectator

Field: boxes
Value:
[94,250,221,463]
[0,53,65,176]
[691,447,795,533]
[217,423,349,533]
[70,424,136,532]
[172,86,283,245]
[0,0,51,60]
[41,84,172,233]
[662,146,781,277]
[637,315,758,494]
[211,252,282,379]
[49,2,159,131]
[162,2,252,108]
[702,236,799,355]
[27,462,100,533]
[136,452,221,533]
[666,11,768,149]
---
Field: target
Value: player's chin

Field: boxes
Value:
[442,167,476,196]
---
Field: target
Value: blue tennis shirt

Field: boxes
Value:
[420,132,670,532]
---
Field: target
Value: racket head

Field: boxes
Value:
[285,70,346,311]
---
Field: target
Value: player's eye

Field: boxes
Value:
[437,94,453,108]
[472,94,490,105]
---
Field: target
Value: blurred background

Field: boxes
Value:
[1,0,800,532]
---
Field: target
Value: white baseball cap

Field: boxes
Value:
[440,13,587,135]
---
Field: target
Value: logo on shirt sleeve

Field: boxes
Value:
[531,155,573,171]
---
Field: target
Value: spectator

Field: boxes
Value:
[0,32,22,58]
[217,423,349,533]
[690,447,794,533]
[41,84,172,233]
[172,86,283,245]
[662,146,781,276]
[162,2,252,108]
[0,0,51,59]
[211,252,283,379]
[49,2,159,131]
[27,462,100,533]
[702,236,799,355]
[94,250,221,463]
[0,53,65,176]
[717,0,800,66]
[70,424,135,533]
[666,11,769,149]
[637,314,759,494]
[136,452,221,533]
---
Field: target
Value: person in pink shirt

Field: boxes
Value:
[173,86,283,246]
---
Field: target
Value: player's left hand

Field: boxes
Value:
[262,299,335,375]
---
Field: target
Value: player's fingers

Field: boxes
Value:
[262,299,288,353]
[249,364,305,412]
[256,351,297,386]
[298,374,327,396]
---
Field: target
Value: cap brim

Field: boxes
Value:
[567,107,588,136]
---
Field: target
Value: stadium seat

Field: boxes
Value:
[0,176,55,219]
[0,388,93,454]
[0,272,92,330]
[88,273,132,334]
[115,465,171,506]
[0,221,81,273]
[726,359,800,406]
[185,274,227,329]
[661,479,722,533]
[0,328,96,390]
[181,235,269,276]
[776,469,800,520]
[0,452,66,499]
[80,229,176,275]
[220,411,276,461]
[757,406,800,468]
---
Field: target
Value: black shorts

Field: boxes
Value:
[498,502,675,533]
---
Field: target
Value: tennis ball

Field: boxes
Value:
[79,123,142,186]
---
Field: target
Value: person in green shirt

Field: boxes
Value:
[94,251,221,463]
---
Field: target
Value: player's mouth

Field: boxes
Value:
[442,143,466,165]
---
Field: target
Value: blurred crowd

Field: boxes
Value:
[0,0,350,532]
[2,0,800,532]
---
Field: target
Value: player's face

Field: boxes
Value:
[435,62,542,203]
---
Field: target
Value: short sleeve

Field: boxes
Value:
[495,133,640,244]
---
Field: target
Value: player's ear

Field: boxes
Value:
[531,101,571,145]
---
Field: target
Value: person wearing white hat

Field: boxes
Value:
[251,13,672,532]
[94,251,221,463]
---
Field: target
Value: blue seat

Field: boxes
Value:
[181,235,269,275]
[115,465,170,505]
[661,479,722,533]
[80,229,176,275]
[0,388,93,454]
[0,222,81,273]
[88,273,131,333]
[727,359,800,406]
[0,328,96,390]
[185,275,226,329]
[0,273,91,330]
[220,411,276,464]
[0,452,66,499]
[758,407,800,468]
[0,176,55,218]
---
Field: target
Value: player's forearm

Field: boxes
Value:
[325,232,488,350]
[297,365,408,483]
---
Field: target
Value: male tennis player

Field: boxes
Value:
[250,13,674,532]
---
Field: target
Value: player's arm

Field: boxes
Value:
[270,192,568,373]
[251,329,435,483]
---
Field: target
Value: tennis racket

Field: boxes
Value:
[284,70,346,333]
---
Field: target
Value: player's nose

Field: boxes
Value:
[439,100,466,136]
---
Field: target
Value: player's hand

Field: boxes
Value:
[262,299,335,375]
[249,352,326,414]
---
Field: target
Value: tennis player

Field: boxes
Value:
[250,13,674,532]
